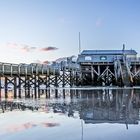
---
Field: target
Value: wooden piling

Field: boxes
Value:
[91,65,94,85]
[70,70,73,87]
[14,77,17,98]
[63,89,65,99]
[62,68,65,87]
[55,89,58,98]
[38,75,40,98]
[27,76,30,98]
[0,77,1,98]
[55,74,58,87]
[34,74,37,98]
[18,77,21,98]
[5,77,8,98]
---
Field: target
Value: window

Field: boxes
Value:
[100,56,107,60]
[85,56,92,61]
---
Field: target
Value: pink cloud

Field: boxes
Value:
[6,43,58,53]
[6,43,37,52]
[7,43,19,48]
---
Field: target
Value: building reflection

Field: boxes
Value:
[79,89,140,128]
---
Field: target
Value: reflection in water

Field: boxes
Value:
[49,88,140,129]
[6,122,60,133]
[79,89,140,128]
[1,88,140,140]
[0,100,39,113]
[1,88,140,129]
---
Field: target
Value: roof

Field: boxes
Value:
[81,50,137,55]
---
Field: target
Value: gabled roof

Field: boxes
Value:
[81,50,137,55]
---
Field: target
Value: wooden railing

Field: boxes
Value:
[0,61,80,76]
[0,62,58,76]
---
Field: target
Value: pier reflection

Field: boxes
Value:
[1,88,140,128]
[79,89,140,128]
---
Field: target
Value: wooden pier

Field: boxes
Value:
[0,61,80,98]
[1,49,140,98]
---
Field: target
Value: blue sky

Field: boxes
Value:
[0,0,140,63]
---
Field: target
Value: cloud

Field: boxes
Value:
[41,122,59,128]
[6,43,58,53]
[21,44,36,52]
[7,43,19,48]
[40,46,58,52]
[95,18,103,27]
[6,43,37,52]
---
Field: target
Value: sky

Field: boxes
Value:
[0,0,140,64]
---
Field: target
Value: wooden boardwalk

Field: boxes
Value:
[0,62,80,98]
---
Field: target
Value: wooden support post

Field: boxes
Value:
[80,73,83,85]
[98,65,101,76]
[5,77,8,98]
[18,77,21,98]
[63,89,65,99]
[91,65,94,85]
[55,74,58,87]
[45,88,48,98]
[47,67,50,88]
[106,67,109,86]
[134,65,137,74]
[38,75,40,98]
[97,65,101,85]
[14,77,17,98]
[48,75,50,88]
[70,89,73,99]
[45,74,47,93]
[34,74,37,98]
[76,89,79,98]
[27,76,30,98]
[62,68,65,87]
[55,89,58,98]
[70,70,73,87]
[47,88,50,98]
[0,76,1,98]
[73,70,75,86]
[25,76,27,97]
[75,71,79,86]
[98,90,102,107]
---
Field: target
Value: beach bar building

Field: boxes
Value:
[77,49,139,86]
